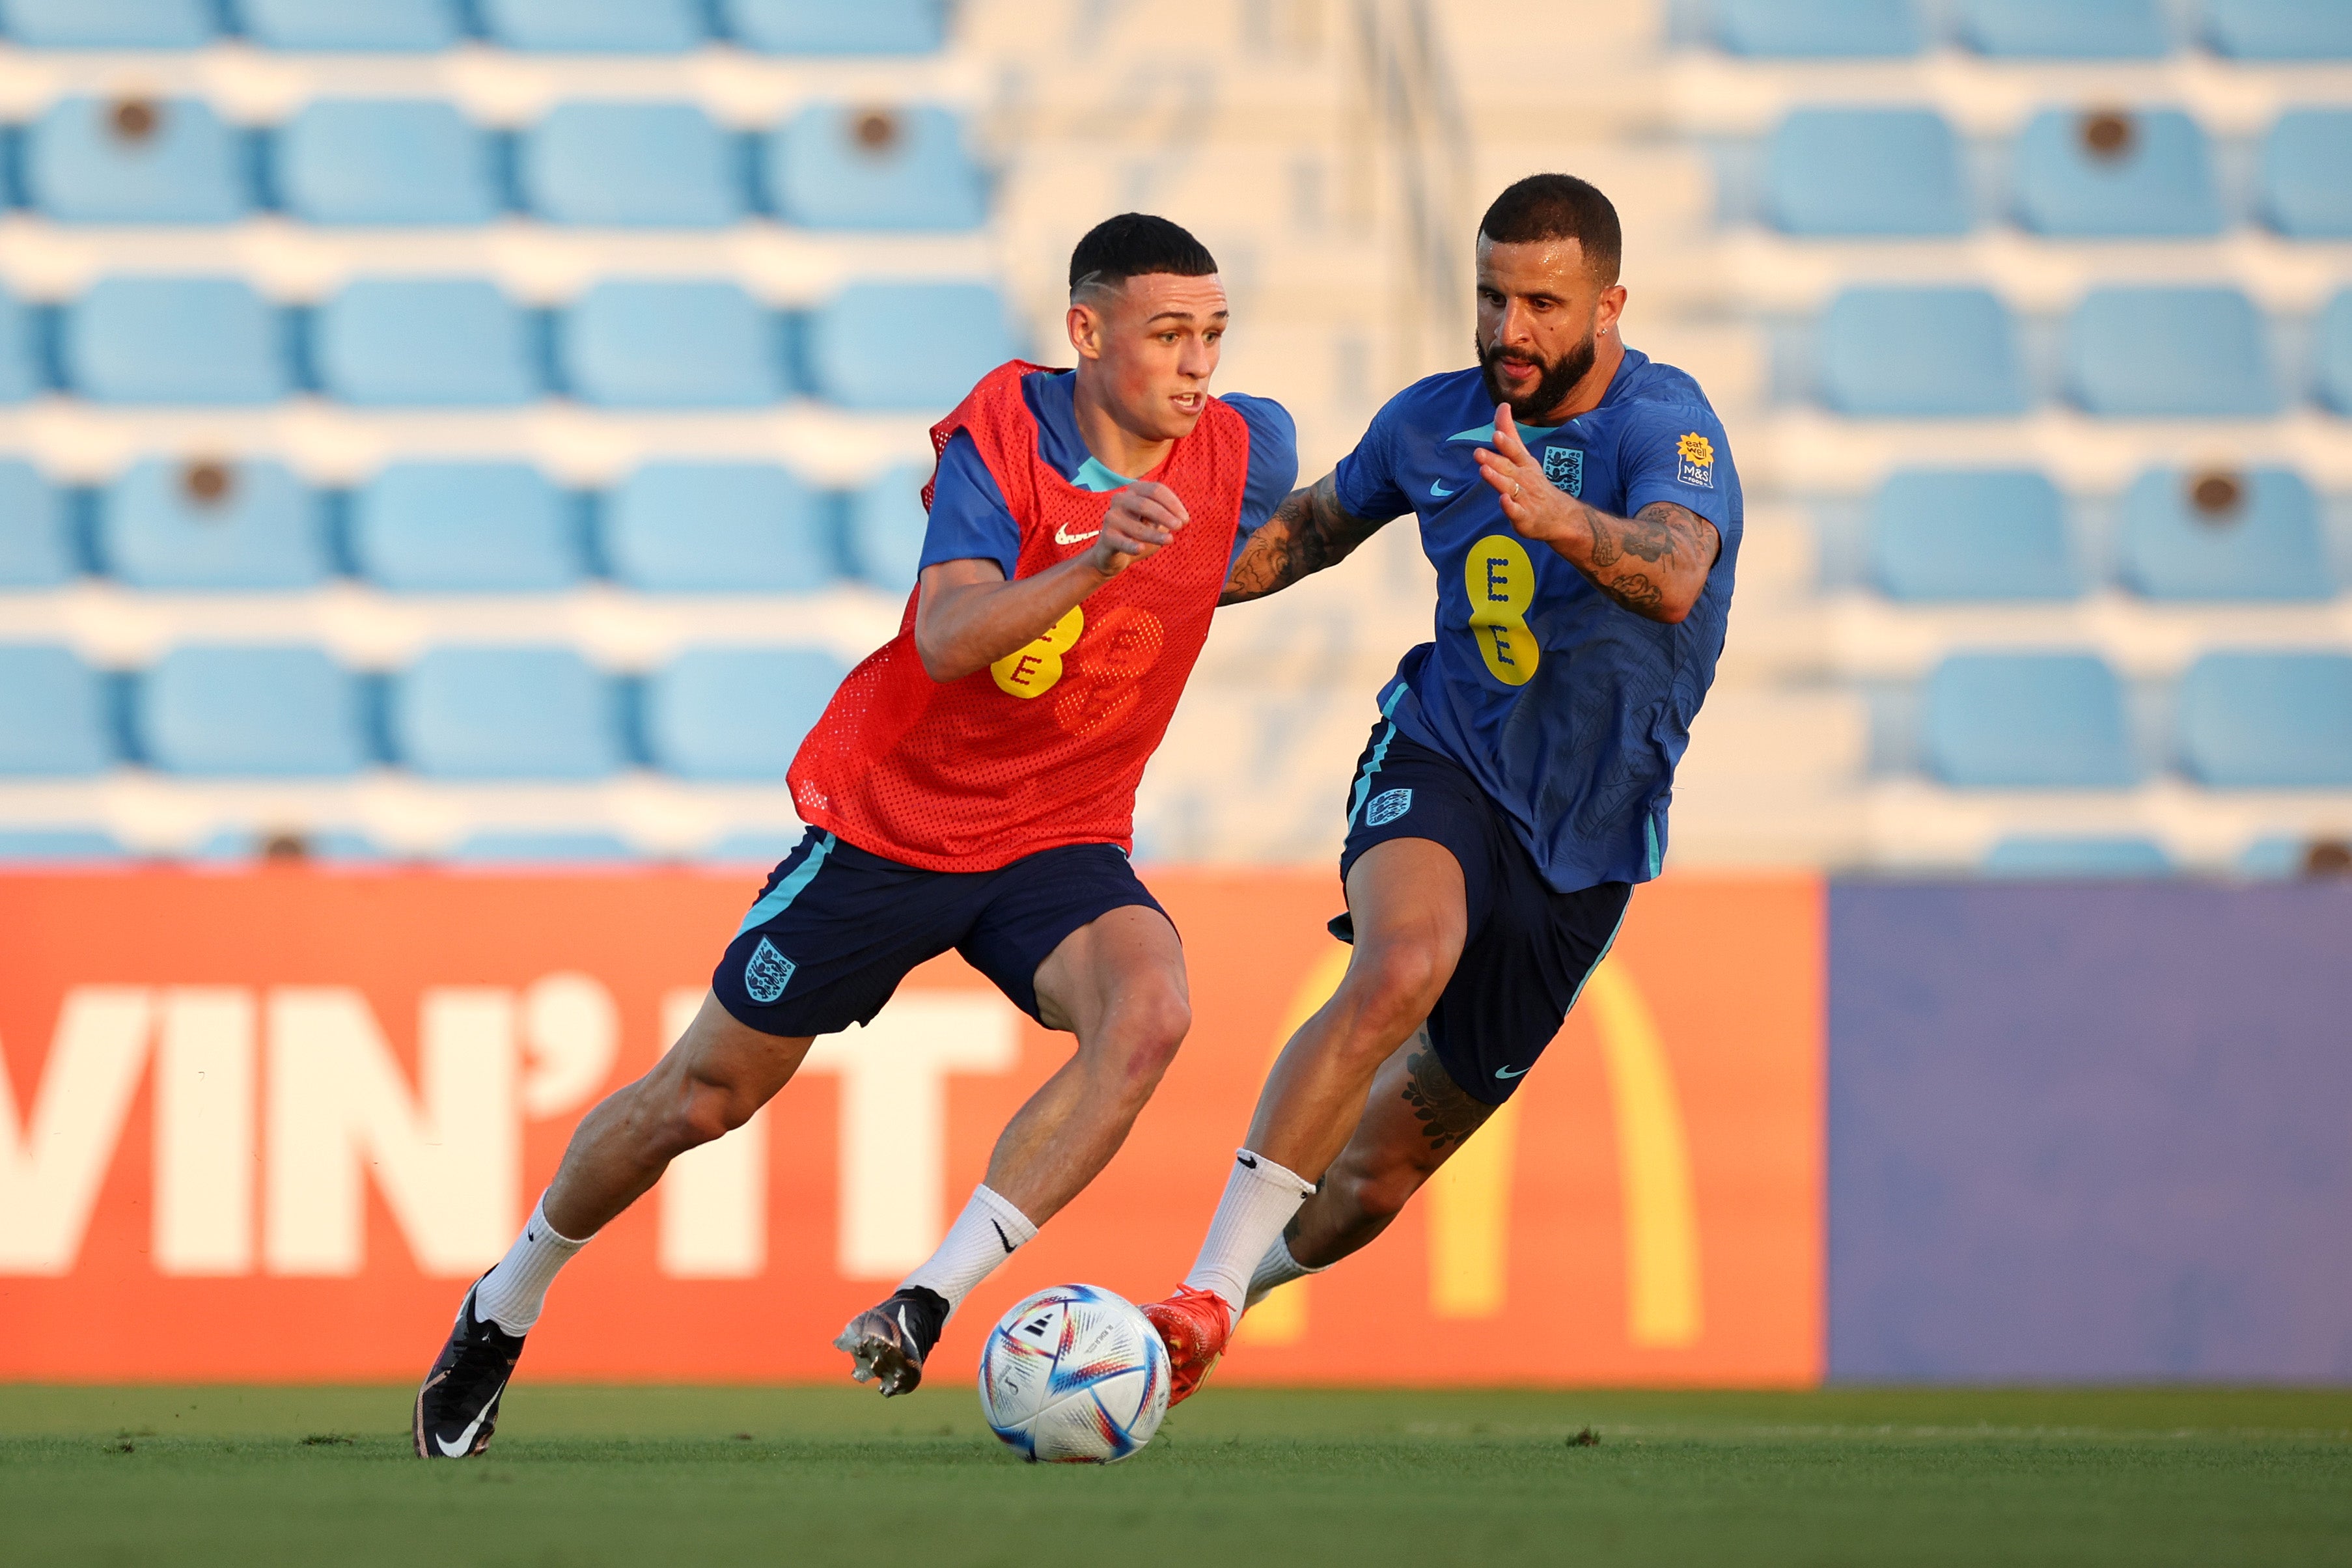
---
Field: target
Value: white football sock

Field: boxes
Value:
[900,1184,1038,1316]
[1244,1233,1327,1310]
[1182,1149,1317,1327]
[473,1194,588,1336]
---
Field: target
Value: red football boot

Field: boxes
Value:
[1140,1285,1234,1407]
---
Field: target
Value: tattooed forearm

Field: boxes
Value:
[1398,1035,1495,1154]
[1598,571,1665,616]
[1558,500,1719,624]
[1221,473,1387,605]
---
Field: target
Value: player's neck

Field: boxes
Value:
[1529,333,1626,426]
[1070,368,1174,480]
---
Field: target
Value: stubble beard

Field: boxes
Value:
[1476,331,1596,424]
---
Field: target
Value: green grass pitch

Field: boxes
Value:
[5,1384,2348,1565]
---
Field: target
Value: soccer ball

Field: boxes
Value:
[978,1284,1170,1463]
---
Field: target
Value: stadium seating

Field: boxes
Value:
[643,646,849,780]
[1956,0,2170,57]
[447,830,639,863]
[801,282,1019,410]
[0,292,40,403]
[0,463,72,588]
[702,827,806,864]
[349,463,584,592]
[1712,0,1924,56]
[1763,109,1969,238]
[64,278,294,406]
[191,826,385,862]
[97,460,330,590]
[135,645,370,777]
[2012,109,2222,240]
[477,0,706,51]
[1818,288,2028,418]
[2178,652,2352,788]
[273,101,503,225]
[391,647,626,779]
[311,280,542,406]
[0,646,113,777]
[2262,112,2352,239]
[764,105,987,230]
[601,464,835,593]
[722,0,946,53]
[1922,652,2140,788]
[1980,835,2173,878]
[2117,469,2331,603]
[236,0,467,50]
[2206,0,2352,58]
[2066,288,2276,418]
[25,98,251,225]
[2318,291,2352,415]
[1870,469,2078,601]
[0,829,124,862]
[558,281,786,407]
[0,0,216,47]
[845,464,930,591]
[521,103,748,228]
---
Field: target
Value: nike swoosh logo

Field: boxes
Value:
[1494,1065,1527,1080]
[1237,1153,1258,1169]
[991,1219,1016,1255]
[436,1390,499,1457]
[1430,480,1456,497]
[1054,522,1101,545]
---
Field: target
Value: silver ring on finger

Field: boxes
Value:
[1513,482,1523,498]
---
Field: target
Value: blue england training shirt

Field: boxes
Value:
[1331,348,1742,893]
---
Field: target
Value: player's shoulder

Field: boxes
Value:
[1214,390,1296,439]
[1366,367,1490,436]
[1607,350,1724,428]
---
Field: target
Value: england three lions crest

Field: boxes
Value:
[1676,432,1715,490]
[1542,445,1584,497]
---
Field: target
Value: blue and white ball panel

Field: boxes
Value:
[978,1284,1169,1464]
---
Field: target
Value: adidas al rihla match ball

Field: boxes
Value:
[978,1284,1170,1463]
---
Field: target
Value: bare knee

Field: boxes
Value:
[1335,940,1449,1052]
[1093,987,1191,1097]
[649,1070,762,1157]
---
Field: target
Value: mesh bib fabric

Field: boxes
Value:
[789,361,1250,870]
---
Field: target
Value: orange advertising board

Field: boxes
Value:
[0,868,1821,1385]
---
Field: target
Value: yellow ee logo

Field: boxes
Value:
[1464,534,1539,687]
[991,604,1084,698]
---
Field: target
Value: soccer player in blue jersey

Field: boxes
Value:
[1141,174,1739,1399]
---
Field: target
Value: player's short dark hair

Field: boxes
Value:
[1478,174,1622,284]
[1068,213,1219,301]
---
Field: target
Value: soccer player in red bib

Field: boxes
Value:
[414,215,1296,1457]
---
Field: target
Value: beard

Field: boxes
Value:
[1476,331,1596,424]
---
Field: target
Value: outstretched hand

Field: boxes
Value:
[1471,403,1583,545]
[1086,482,1189,577]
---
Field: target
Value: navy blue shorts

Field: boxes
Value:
[1334,722,1631,1106]
[712,830,1171,1038]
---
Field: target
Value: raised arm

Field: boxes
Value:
[1220,473,1389,605]
[914,481,1189,681]
[1471,404,1719,624]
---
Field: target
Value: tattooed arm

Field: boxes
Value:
[1221,473,1390,605]
[1470,404,1721,624]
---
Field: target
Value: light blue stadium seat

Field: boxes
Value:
[1763,108,1969,238]
[803,282,1017,411]
[2179,652,2352,788]
[392,647,624,779]
[644,646,847,780]
[137,645,368,776]
[0,646,113,776]
[521,103,747,228]
[2118,468,2329,601]
[1923,652,2139,788]
[845,463,928,592]
[98,460,329,589]
[763,105,985,230]
[1713,0,1923,55]
[722,0,944,53]
[1958,0,2169,57]
[234,0,465,49]
[2067,287,2276,418]
[25,97,250,224]
[559,281,786,407]
[602,463,833,592]
[312,279,541,406]
[0,829,126,862]
[447,830,640,863]
[0,0,216,46]
[2263,112,2352,238]
[275,100,502,225]
[0,463,73,588]
[478,0,704,51]
[1981,835,2173,877]
[702,827,806,864]
[64,277,294,406]
[1871,469,2078,601]
[351,463,583,592]
[2206,0,2352,58]
[0,290,41,403]
[193,826,383,862]
[2013,109,2222,238]
[1819,288,2028,417]
[2320,291,2352,415]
